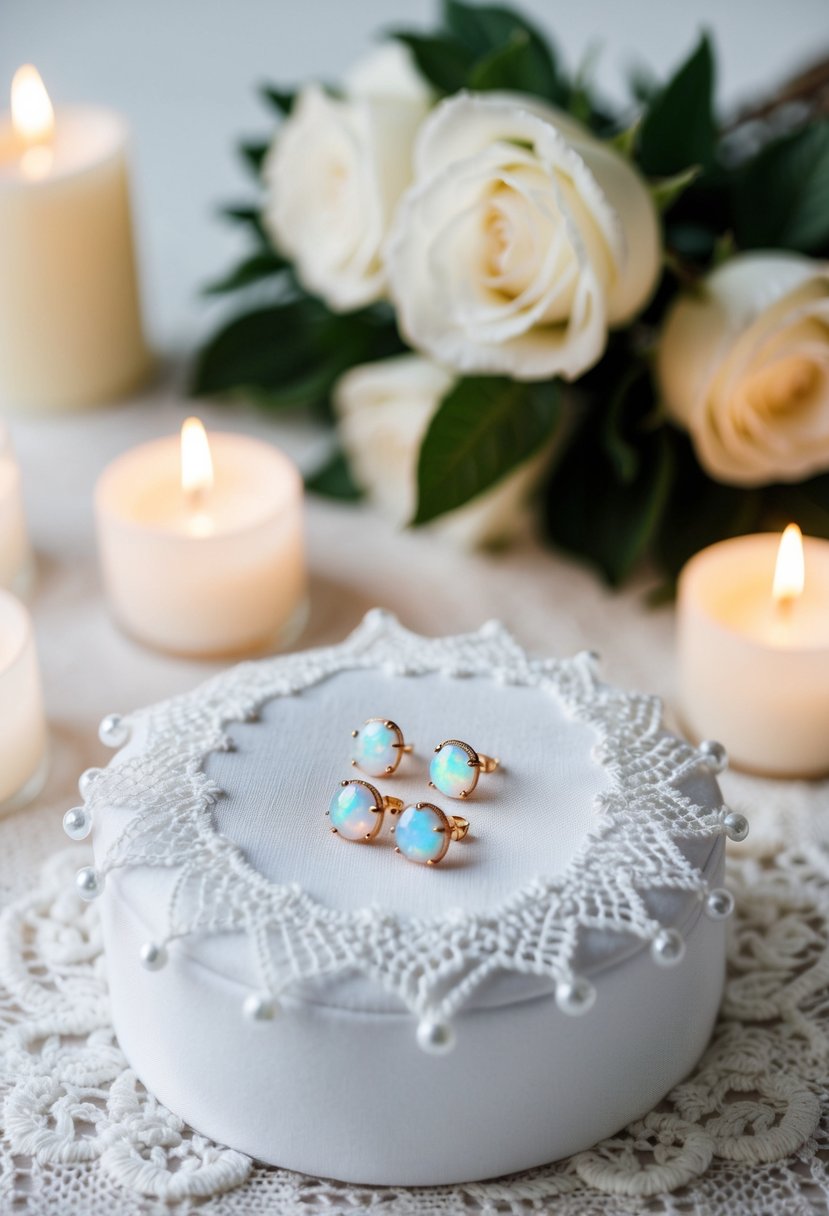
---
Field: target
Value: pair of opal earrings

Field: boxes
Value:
[351,717,499,800]
[326,717,499,867]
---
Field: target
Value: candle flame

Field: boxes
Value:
[11,65,54,145]
[772,523,805,608]
[180,417,214,500]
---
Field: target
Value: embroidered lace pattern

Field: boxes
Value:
[81,610,730,1026]
[2,840,827,1213]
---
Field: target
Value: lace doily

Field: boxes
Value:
[76,610,738,1035]
[2,840,826,1214]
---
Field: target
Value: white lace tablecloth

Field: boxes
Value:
[3,386,829,1214]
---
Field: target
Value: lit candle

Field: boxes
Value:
[0,589,47,813]
[678,526,829,776]
[0,424,32,594]
[95,420,307,658]
[0,66,149,412]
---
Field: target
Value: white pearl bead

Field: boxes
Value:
[99,714,130,748]
[723,810,750,843]
[555,976,597,1016]
[705,887,735,920]
[75,867,104,901]
[416,1018,456,1055]
[78,767,103,799]
[651,928,685,966]
[365,608,392,629]
[242,992,279,1022]
[699,740,728,774]
[63,806,91,841]
[139,941,167,970]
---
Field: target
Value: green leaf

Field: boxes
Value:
[217,204,269,246]
[192,298,404,412]
[650,164,701,213]
[628,62,660,106]
[412,377,561,526]
[467,30,559,101]
[468,30,527,89]
[601,367,650,483]
[260,85,296,115]
[388,31,473,94]
[305,448,364,501]
[239,140,269,177]
[610,117,641,159]
[638,34,716,176]
[444,1,546,61]
[731,119,829,253]
[444,1,564,102]
[545,379,674,585]
[653,431,762,582]
[192,300,325,401]
[202,250,287,296]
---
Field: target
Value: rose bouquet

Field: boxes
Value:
[193,1,829,586]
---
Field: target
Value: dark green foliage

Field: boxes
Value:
[412,378,561,525]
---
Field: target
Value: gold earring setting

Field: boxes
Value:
[351,718,413,777]
[429,739,499,800]
[391,802,469,866]
[327,779,404,842]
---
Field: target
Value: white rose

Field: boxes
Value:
[344,41,434,104]
[659,252,829,486]
[263,45,431,312]
[385,92,660,381]
[334,355,549,548]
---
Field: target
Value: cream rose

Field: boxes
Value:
[385,92,660,381]
[334,355,549,548]
[659,253,829,486]
[262,45,431,312]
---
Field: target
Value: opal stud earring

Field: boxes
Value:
[350,718,413,777]
[391,802,469,866]
[327,779,404,842]
[429,739,499,800]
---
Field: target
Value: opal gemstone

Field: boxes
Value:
[352,720,398,777]
[329,782,380,841]
[395,804,448,865]
[430,743,477,800]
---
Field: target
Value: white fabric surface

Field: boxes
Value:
[211,669,606,916]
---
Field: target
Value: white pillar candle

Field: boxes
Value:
[678,527,829,777]
[0,425,32,594]
[0,589,47,812]
[95,420,307,658]
[0,66,149,412]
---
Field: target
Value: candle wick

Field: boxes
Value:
[186,485,206,514]
[185,485,214,538]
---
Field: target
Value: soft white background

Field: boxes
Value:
[2,0,828,349]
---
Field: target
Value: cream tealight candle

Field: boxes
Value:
[0,589,47,813]
[678,526,829,777]
[0,66,149,412]
[95,420,307,658]
[0,424,32,594]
